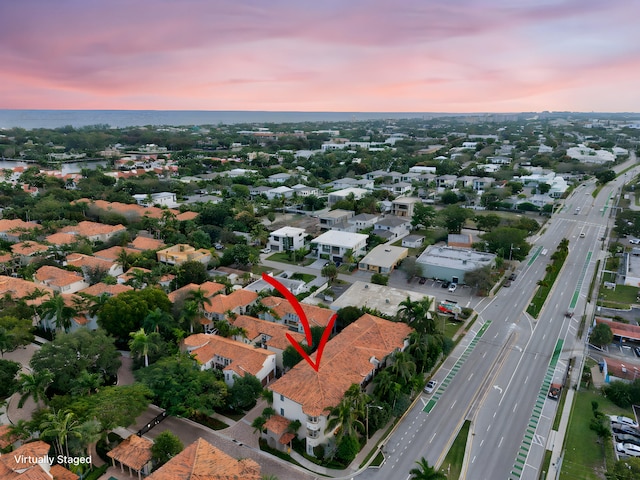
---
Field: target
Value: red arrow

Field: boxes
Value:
[262,272,336,372]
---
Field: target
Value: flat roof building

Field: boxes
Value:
[416,245,496,284]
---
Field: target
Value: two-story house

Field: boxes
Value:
[373,216,411,241]
[268,226,306,252]
[310,230,368,262]
[318,209,354,230]
[391,196,421,218]
[201,289,259,333]
[259,296,335,335]
[156,244,212,266]
[268,313,413,456]
[34,265,89,294]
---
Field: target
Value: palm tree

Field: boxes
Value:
[407,331,430,373]
[187,288,212,327]
[143,307,173,335]
[325,397,365,445]
[7,418,34,443]
[180,300,202,334]
[40,409,83,465]
[398,297,419,323]
[129,328,157,367]
[125,268,149,290]
[390,351,417,387]
[409,457,447,480]
[39,292,77,333]
[373,369,395,402]
[251,415,266,434]
[17,369,53,408]
[78,292,110,317]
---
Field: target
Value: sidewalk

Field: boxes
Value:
[546,388,574,480]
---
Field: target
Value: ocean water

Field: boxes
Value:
[0,110,432,130]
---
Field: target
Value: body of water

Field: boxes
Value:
[0,110,438,130]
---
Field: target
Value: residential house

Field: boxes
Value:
[117,267,151,287]
[488,156,511,164]
[156,244,212,266]
[167,281,226,305]
[107,434,153,479]
[472,177,494,191]
[327,187,368,207]
[379,181,413,196]
[59,221,126,243]
[65,253,123,279]
[260,296,336,335]
[249,185,272,198]
[373,216,411,241]
[291,184,319,197]
[436,175,457,189]
[244,272,307,296]
[0,219,40,242]
[146,438,261,480]
[364,169,390,180]
[402,234,425,249]
[232,314,306,371]
[318,209,354,230]
[0,440,78,480]
[267,172,292,184]
[265,185,294,200]
[358,245,408,273]
[329,178,374,190]
[10,241,49,265]
[391,196,421,218]
[416,246,496,284]
[201,289,259,332]
[34,265,89,294]
[129,235,166,252]
[348,213,380,231]
[44,232,78,247]
[268,313,413,456]
[133,191,177,207]
[182,333,276,386]
[268,226,306,252]
[94,245,140,262]
[310,230,368,262]
[448,234,473,249]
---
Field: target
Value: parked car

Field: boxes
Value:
[214,243,224,250]
[448,283,457,293]
[616,442,640,457]
[261,247,272,254]
[612,423,640,436]
[424,380,437,394]
[504,280,512,288]
[630,239,640,245]
[418,277,427,284]
[615,434,640,447]
[635,346,640,358]
[508,273,517,281]
[441,281,451,289]
[611,416,640,429]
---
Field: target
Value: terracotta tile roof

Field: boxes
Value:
[0,252,12,263]
[261,296,335,328]
[76,198,196,223]
[45,232,78,245]
[0,275,53,302]
[269,313,413,416]
[79,282,133,297]
[176,211,198,221]
[232,315,305,350]
[596,317,640,341]
[60,221,125,239]
[129,235,166,251]
[65,253,115,271]
[1,440,50,470]
[264,414,291,435]
[0,424,18,449]
[167,281,225,304]
[146,437,261,480]
[0,218,40,235]
[93,246,139,261]
[11,241,49,256]
[107,434,153,471]
[204,289,258,315]
[118,267,151,283]
[34,266,85,289]
[184,334,274,379]
[50,464,79,480]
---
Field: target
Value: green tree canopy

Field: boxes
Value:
[227,374,263,411]
[480,227,531,261]
[30,328,121,394]
[590,323,613,347]
[152,430,184,468]
[439,205,470,234]
[0,358,20,398]
[0,316,34,356]
[98,288,171,340]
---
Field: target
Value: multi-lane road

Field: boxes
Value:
[358,156,637,480]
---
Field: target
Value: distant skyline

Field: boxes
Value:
[1,0,639,113]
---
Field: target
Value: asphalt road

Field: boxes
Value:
[358,154,638,480]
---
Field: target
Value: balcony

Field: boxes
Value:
[307,429,319,439]
[306,421,320,431]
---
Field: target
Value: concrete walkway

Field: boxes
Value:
[545,389,574,480]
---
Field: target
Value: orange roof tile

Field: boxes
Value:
[60,221,125,238]
[0,275,53,302]
[146,438,261,480]
[93,246,139,261]
[11,241,49,256]
[232,315,305,350]
[79,282,133,297]
[269,313,413,416]
[65,253,115,271]
[50,464,79,480]
[261,296,335,328]
[1,440,50,470]
[107,434,153,471]
[264,414,291,435]
[130,235,166,251]
[167,282,225,304]
[45,232,78,245]
[176,211,198,221]
[0,424,18,449]
[0,218,40,234]
[34,266,85,289]
[0,252,12,263]
[184,334,274,378]
[118,267,151,283]
[203,289,258,315]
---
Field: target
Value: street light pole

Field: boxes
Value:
[365,404,383,441]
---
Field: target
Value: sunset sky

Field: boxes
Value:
[1,0,639,112]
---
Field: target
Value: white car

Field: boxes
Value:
[610,415,640,429]
[617,442,640,457]
[630,239,640,245]
[261,247,272,254]
[424,380,437,394]
[448,283,457,293]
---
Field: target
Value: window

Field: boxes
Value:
[307,429,319,439]
[280,394,284,401]
[280,408,284,416]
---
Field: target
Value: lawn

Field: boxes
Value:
[561,389,631,480]
[265,251,314,266]
[598,284,638,309]
[440,419,470,480]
